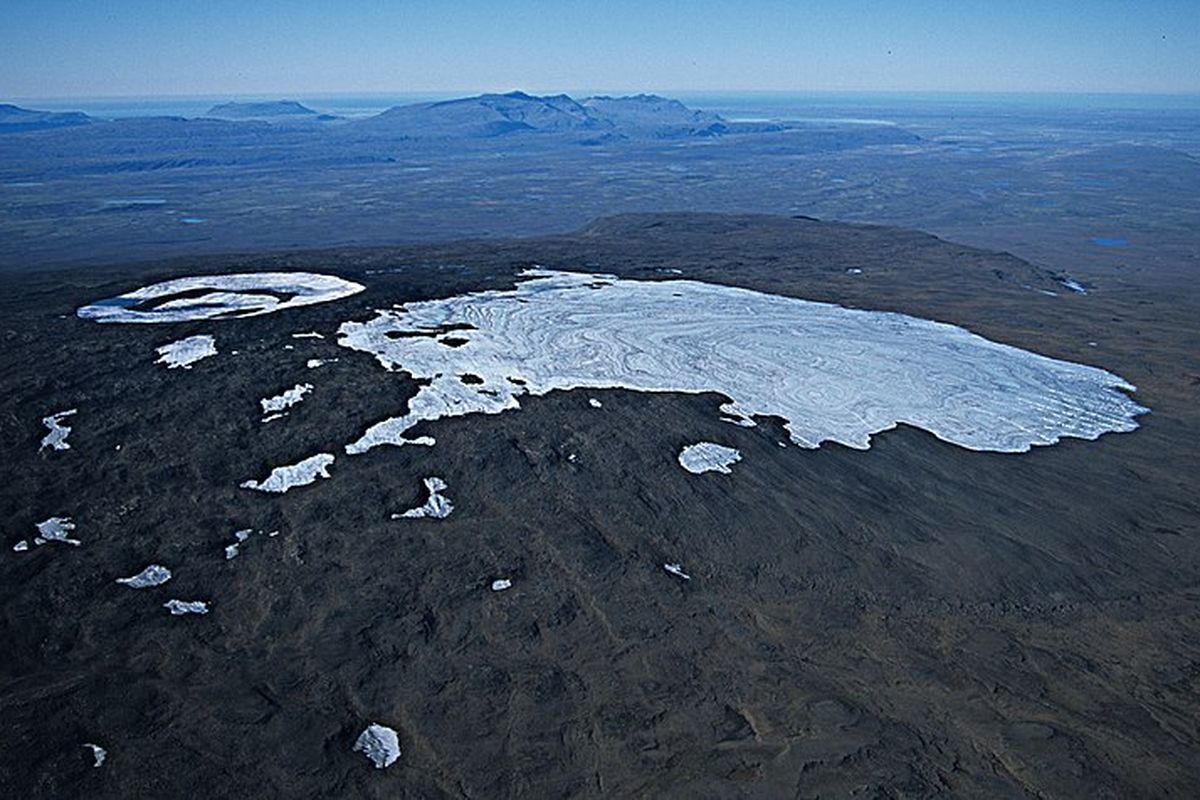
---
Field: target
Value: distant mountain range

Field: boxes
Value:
[204,100,329,120]
[0,104,91,132]
[361,91,732,140]
[0,92,766,139]
[0,92,921,150]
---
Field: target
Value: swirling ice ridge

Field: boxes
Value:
[77,272,364,323]
[339,269,1146,456]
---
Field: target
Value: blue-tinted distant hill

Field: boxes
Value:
[0,104,91,133]
[581,94,728,138]
[355,91,919,145]
[204,100,333,121]
[359,91,603,138]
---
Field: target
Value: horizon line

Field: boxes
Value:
[8,87,1200,103]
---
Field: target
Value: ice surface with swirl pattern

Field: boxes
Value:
[338,270,1146,455]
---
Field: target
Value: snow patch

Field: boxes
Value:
[664,563,691,580]
[354,724,401,769]
[83,743,107,768]
[155,335,217,369]
[40,409,78,453]
[163,599,209,615]
[678,442,742,474]
[34,517,80,546]
[260,383,313,420]
[491,579,513,591]
[116,564,172,588]
[77,272,365,324]
[393,477,453,519]
[241,454,335,493]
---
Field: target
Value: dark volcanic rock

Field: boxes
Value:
[1,213,1198,798]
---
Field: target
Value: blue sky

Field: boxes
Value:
[5,0,1198,97]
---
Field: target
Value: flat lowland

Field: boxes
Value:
[1,213,1198,798]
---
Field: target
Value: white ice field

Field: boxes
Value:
[74,268,1148,497]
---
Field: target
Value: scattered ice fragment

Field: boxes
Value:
[283,344,294,351]
[306,358,338,369]
[292,331,325,339]
[225,528,259,559]
[846,268,864,275]
[83,743,107,768]
[402,436,435,447]
[156,335,217,369]
[260,383,313,420]
[664,563,691,580]
[336,269,1146,457]
[77,272,365,324]
[567,453,578,463]
[35,517,80,546]
[116,564,172,588]
[588,398,603,408]
[491,579,513,591]
[261,413,286,423]
[13,540,29,552]
[393,477,453,519]
[354,723,401,769]
[241,453,335,493]
[678,442,743,474]
[163,599,209,615]
[1060,278,1088,294]
[39,409,78,453]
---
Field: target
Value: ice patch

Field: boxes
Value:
[491,578,513,591]
[40,409,78,453]
[34,517,80,546]
[292,331,324,339]
[393,477,453,519]
[156,335,217,369]
[77,272,365,324]
[306,358,338,369]
[260,383,313,420]
[1060,278,1088,295]
[241,454,335,493]
[679,442,743,474]
[116,564,172,588]
[13,540,29,552]
[337,269,1145,456]
[163,599,209,615]
[83,743,107,768]
[588,398,603,408]
[224,527,277,559]
[664,563,691,580]
[354,723,401,769]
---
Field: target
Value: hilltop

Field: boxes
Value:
[204,100,323,120]
[0,104,91,133]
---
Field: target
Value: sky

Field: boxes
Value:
[4,0,1198,98]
